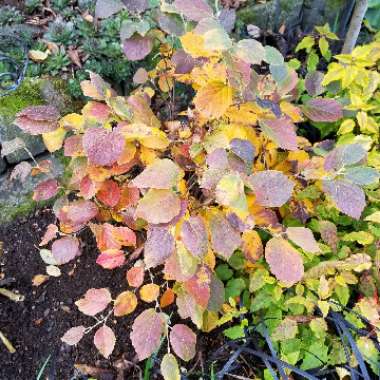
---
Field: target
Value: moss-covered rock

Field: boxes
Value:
[0,77,79,164]
[0,154,63,224]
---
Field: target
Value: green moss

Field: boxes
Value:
[0,197,37,224]
[0,78,44,118]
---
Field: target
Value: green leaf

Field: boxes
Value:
[318,37,331,61]
[264,46,284,65]
[301,341,328,370]
[357,336,380,375]
[228,251,245,271]
[334,284,350,306]
[271,318,298,341]
[344,166,380,186]
[223,325,245,339]
[215,264,233,281]
[296,36,315,53]
[306,50,319,72]
[225,278,246,299]
[310,318,327,339]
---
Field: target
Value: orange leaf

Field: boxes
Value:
[160,288,175,308]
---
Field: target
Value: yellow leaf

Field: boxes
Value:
[357,111,379,135]
[193,81,233,119]
[139,283,160,303]
[28,50,49,62]
[118,123,170,150]
[365,211,380,223]
[225,103,259,125]
[338,119,355,135]
[241,230,263,263]
[42,127,66,152]
[280,102,304,122]
[322,62,345,86]
[180,32,216,58]
[114,291,137,316]
[59,113,85,132]
[202,310,219,332]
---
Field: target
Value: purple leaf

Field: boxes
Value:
[123,35,152,61]
[323,179,365,219]
[265,237,304,286]
[181,215,208,258]
[169,324,196,361]
[248,170,294,207]
[209,209,241,260]
[144,227,174,268]
[260,117,298,151]
[173,0,213,21]
[305,71,324,96]
[51,236,80,265]
[303,98,343,122]
[130,309,166,360]
[83,127,125,166]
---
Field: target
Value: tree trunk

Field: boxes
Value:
[342,0,369,54]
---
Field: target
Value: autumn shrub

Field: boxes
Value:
[14,2,380,377]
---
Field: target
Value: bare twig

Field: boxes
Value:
[0,287,24,302]
[0,330,16,353]
[342,0,369,54]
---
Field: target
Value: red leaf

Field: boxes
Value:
[97,179,121,207]
[15,105,59,135]
[83,127,125,166]
[96,249,125,269]
[130,309,166,361]
[248,170,294,207]
[79,175,98,199]
[94,325,115,358]
[39,224,58,246]
[169,324,196,361]
[303,98,343,122]
[64,135,83,157]
[61,326,86,346]
[260,117,298,151]
[33,179,59,201]
[184,266,211,308]
[51,236,80,265]
[144,227,174,268]
[91,223,136,251]
[63,200,98,225]
[123,35,152,61]
[126,266,145,287]
[265,237,304,286]
[75,288,112,316]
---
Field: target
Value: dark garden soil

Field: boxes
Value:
[0,209,224,380]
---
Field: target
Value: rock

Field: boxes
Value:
[0,77,79,164]
[0,157,6,174]
[237,0,352,34]
[0,115,46,164]
[237,0,303,31]
[0,154,63,224]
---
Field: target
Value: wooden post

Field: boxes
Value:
[342,0,369,54]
